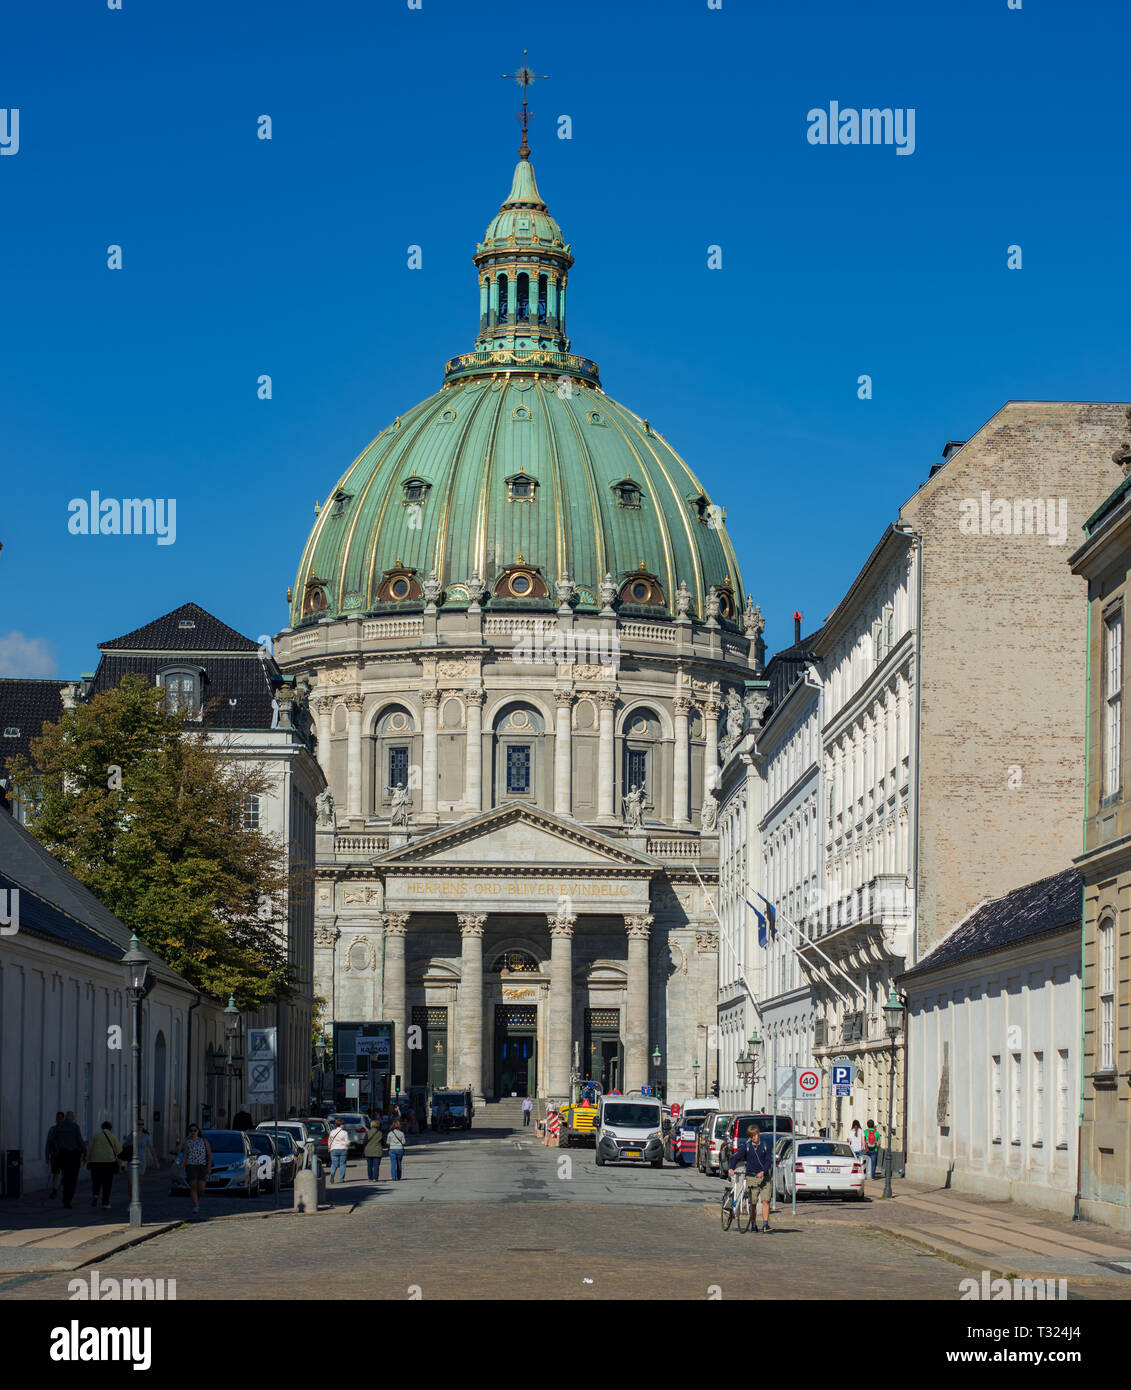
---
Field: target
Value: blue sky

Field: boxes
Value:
[2,0,1129,677]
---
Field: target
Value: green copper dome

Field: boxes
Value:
[290,154,744,628]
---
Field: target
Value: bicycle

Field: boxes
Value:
[720,1170,752,1232]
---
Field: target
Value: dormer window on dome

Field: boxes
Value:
[494,559,549,600]
[619,568,665,608]
[377,563,424,604]
[613,477,643,509]
[402,476,432,506]
[329,489,353,519]
[714,578,737,621]
[302,575,330,617]
[505,469,538,501]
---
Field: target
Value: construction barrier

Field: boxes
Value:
[547,1110,560,1146]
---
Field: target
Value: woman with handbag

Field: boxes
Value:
[387,1118,406,1180]
[87,1121,123,1210]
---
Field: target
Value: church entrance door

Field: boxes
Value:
[494,1004,537,1098]
[585,1008,623,1095]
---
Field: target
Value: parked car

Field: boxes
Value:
[327,1113,368,1155]
[718,1114,795,1178]
[298,1117,330,1164]
[256,1120,314,1166]
[774,1136,864,1201]
[171,1130,258,1198]
[696,1111,734,1175]
[269,1130,298,1187]
[245,1134,297,1189]
[666,1098,718,1165]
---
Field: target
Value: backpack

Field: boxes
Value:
[865,1128,878,1150]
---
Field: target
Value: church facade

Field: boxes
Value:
[274,131,765,1103]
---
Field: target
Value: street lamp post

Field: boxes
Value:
[881,989,905,1200]
[691,1058,700,1099]
[223,995,240,1126]
[650,1045,662,1099]
[120,934,151,1230]
[314,1034,327,1111]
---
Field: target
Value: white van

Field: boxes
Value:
[594,1093,665,1168]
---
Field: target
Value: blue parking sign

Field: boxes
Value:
[832,1064,855,1089]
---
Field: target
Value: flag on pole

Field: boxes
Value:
[746,898,769,947]
[755,892,777,939]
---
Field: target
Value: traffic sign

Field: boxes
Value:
[831,1063,855,1089]
[248,1059,275,1102]
[345,1077,360,1100]
[834,1083,851,1097]
[248,1027,277,1059]
[798,1069,821,1095]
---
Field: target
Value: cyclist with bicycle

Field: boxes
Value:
[733,1123,774,1233]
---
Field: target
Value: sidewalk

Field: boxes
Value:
[800,1178,1131,1295]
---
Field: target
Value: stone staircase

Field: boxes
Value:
[479,1097,540,1132]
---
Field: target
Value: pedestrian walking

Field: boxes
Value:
[387,1118,406,1180]
[863,1120,880,1180]
[45,1111,65,1198]
[328,1116,350,1183]
[136,1125,160,1175]
[53,1112,86,1209]
[174,1124,212,1216]
[364,1118,386,1181]
[87,1121,122,1210]
[847,1119,866,1171]
[734,1123,775,1233]
[522,1095,533,1127]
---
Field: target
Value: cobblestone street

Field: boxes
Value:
[3,1126,1128,1301]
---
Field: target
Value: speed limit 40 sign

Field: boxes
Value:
[798,1069,821,1095]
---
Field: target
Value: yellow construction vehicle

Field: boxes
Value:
[559,1078,603,1147]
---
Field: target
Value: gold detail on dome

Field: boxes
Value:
[516,552,525,565]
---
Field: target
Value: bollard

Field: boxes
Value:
[293,1156,326,1213]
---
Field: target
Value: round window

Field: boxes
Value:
[389,713,407,732]
[391,578,410,599]
[510,573,532,596]
[631,581,650,602]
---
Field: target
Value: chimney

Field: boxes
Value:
[793,610,802,644]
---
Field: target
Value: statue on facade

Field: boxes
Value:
[555,570,577,608]
[700,787,718,831]
[599,573,618,612]
[422,569,443,609]
[706,586,721,623]
[719,688,745,755]
[675,579,692,618]
[623,782,645,829]
[388,781,412,828]
[743,596,765,639]
[315,788,336,830]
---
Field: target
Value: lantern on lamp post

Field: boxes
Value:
[120,934,151,1229]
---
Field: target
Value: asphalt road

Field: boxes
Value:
[0,1125,980,1300]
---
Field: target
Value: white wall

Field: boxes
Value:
[904,932,1080,1215]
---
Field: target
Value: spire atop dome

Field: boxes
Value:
[501,49,549,160]
[502,156,546,210]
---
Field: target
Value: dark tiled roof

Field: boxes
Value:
[0,679,68,790]
[901,868,1083,980]
[90,653,277,730]
[99,602,260,653]
[765,628,822,712]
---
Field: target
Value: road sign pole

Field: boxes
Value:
[791,1067,797,1216]
[770,1035,777,1216]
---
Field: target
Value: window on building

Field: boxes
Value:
[1104,609,1123,799]
[388,745,409,791]
[161,670,199,715]
[241,794,260,831]
[1100,917,1115,1072]
[991,1055,1002,1143]
[626,747,647,795]
[506,744,531,795]
[1009,1052,1022,1145]
[1032,1051,1044,1146]
[1056,1049,1070,1148]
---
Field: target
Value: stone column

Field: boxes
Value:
[383,913,409,1088]
[311,696,333,778]
[597,690,617,822]
[345,693,364,820]
[458,914,487,1101]
[554,690,573,817]
[548,913,576,1097]
[673,695,691,827]
[703,694,722,799]
[421,689,440,817]
[464,688,485,815]
[624,915,653,1092]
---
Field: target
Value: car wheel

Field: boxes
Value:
[651,1157,663,1169]
[595,1151,605,1167]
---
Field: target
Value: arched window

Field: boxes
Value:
[516,272,530,322]
[159,667,202,716]
[374,706,416,816]
[491,949,540,974]
[497,273,509,324]
[493,702,544,804]
[622,707,661,815]
[537,274,548,324]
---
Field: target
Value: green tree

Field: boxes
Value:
[10,675,297,1009]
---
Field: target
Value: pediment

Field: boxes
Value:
[373,802,661,872]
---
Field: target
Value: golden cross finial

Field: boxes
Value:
[502,49,549,159]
